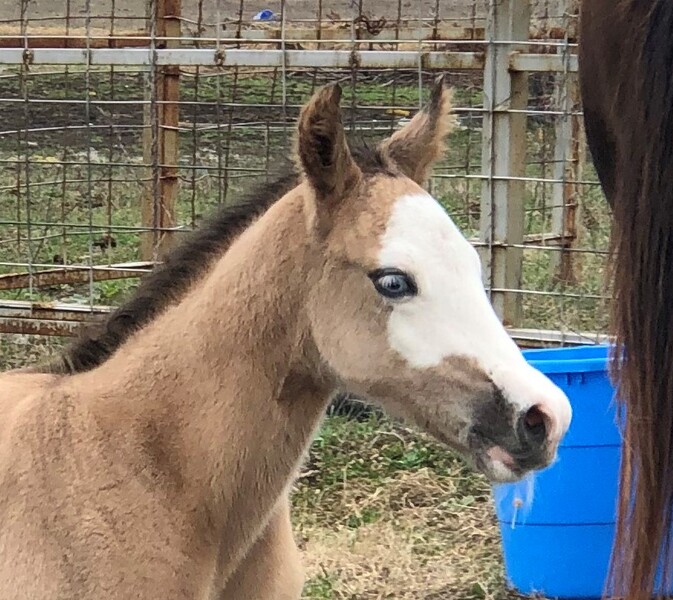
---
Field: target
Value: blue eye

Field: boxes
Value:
[369,268,418,299]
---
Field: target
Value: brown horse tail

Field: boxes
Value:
[31,172,298,376]
[605,2,673,598]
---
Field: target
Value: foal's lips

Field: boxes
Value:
[480,445,522,482]
[486,445,516,469]
[477,440,557,483]
[467,433,534,482]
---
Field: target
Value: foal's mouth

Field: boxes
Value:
[415,423,530,483]
[467,433,555,484]
[405,413,552,484]
[473,445,526,483]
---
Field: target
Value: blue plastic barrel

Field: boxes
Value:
[493,344,672,599]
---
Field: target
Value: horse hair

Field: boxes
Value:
[581,2,673,598]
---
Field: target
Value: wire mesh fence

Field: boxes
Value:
[0,0,610,368]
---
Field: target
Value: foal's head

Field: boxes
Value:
[295,78,572,483]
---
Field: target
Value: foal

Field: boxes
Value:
[0,78,571,599]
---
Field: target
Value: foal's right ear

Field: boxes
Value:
[296,84,362,206]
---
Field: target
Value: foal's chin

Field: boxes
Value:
[471,445,557,484]
[473,451,527,484]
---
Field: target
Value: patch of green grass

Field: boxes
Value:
[303,573,337,599]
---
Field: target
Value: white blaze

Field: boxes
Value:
[378,192,571,433]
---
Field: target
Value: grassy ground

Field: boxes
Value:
[294,415,512,600]
[0,68,611,598]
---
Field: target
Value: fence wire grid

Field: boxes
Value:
[0,0,610,368]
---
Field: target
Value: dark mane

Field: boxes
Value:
[35,170,297,375]
[35,144,390,375]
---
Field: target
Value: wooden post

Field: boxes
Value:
[550,0,581,284]
[479,0,530,327]
[141,0,180,261]
[550,72,581,284]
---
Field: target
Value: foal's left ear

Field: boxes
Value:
[379,75,456,186]
[296,83,361,205]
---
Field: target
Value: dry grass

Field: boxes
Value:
[303,519,472,599]
[292,416,522,600]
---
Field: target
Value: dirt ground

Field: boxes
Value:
[0,0,483,29]
[0,0,567,34]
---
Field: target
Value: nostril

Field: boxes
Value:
[522,404,548,443]
[524,404,546,431]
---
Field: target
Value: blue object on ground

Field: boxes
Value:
[494,344,672,599]
[253,9,276,21]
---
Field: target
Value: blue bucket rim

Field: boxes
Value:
[522,343,615,375]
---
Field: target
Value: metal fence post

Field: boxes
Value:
[480,0,530,326]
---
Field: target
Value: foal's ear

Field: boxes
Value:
[296,83,361,204]
[379,75,456,186]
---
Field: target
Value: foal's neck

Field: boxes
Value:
[79,189,331,569]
